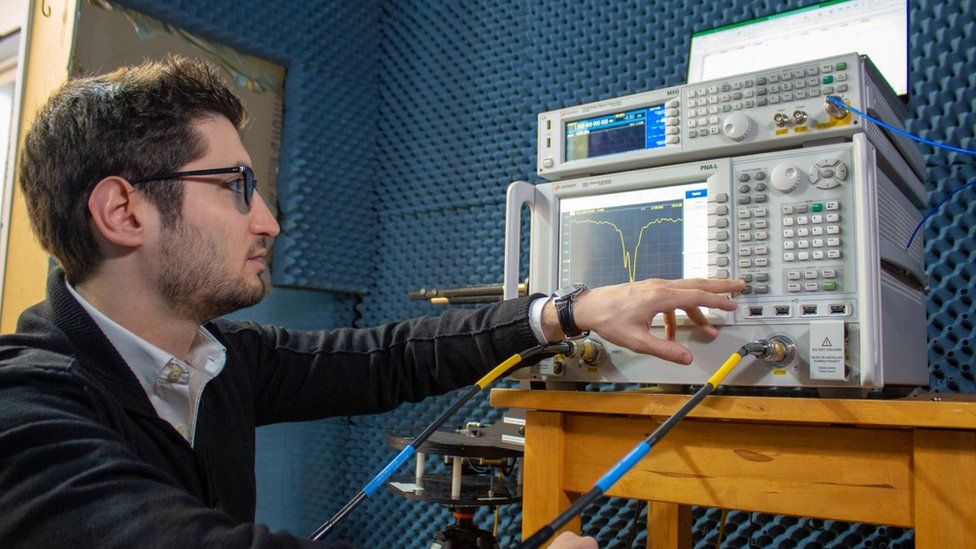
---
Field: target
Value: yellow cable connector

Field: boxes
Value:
[706,351,744,387]
[475,353,525,389]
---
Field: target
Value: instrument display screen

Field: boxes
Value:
[558,182,709,290]
[565,105,667,162]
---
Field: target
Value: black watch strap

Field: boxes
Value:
[553,283,588,338]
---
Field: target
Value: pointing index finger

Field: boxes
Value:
[665,278,747,293]
[657,287,738,312]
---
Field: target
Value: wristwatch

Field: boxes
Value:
[553,283,588,338]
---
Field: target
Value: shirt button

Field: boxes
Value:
[166,365,185,382]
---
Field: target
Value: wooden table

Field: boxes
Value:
[489,389,976,548]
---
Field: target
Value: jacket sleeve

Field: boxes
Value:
[0,364,326,549]
[212,295,545,425]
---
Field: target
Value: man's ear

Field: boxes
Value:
[88,176,151,248]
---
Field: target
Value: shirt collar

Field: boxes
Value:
[65,282,225,392]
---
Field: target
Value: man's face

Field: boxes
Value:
[151,115,280,322]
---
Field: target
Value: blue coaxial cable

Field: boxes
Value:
[825,96,976,156]
[824,96,976,248]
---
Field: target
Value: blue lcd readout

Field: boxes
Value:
[565,105,668,161]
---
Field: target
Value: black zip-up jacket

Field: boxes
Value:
[0,269,542,548]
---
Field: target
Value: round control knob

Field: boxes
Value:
[722,113,755,142]
[770,164,805,193]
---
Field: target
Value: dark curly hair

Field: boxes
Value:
[20,55,247,283]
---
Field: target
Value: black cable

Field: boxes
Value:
[623,499,644,548]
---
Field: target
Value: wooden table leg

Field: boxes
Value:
[647,501,691,549]
[523,411,581,542]
[913,429,976,548]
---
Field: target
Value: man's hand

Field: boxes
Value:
[546,531,598,548]
[541,278,745,365]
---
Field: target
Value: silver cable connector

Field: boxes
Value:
[824,95,848,119]
[742,336,796,365]
[566,338,606,365]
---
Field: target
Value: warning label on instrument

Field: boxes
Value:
[809,320,846,381]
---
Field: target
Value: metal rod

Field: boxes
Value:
[451,456,463,500]
[415,451,425,485]
[409,281,527,300]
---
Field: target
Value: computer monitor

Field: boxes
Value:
[687,0,908,95]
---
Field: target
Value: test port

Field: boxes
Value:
[748,306,764,317]
[793,110,808,125]
[829,304,847,315]
[801,304,818,315]
[773,113,791,128]
[775,305,791,316]
[824,95,849,119]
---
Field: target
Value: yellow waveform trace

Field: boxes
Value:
[572,217,683,282]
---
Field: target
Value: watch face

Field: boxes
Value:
[557,283,587,299]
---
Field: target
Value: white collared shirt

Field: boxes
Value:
[66,283,226,447]
[529,296,551,344]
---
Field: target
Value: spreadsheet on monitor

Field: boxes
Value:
[687,0,908,95]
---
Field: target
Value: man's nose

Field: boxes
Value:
[250,191,280,238]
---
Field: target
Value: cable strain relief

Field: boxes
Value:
[741,340,768,357]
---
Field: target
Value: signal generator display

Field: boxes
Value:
[564,105,674,162]
[558,184,709,289]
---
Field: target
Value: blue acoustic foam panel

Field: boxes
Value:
[924,163,976,392]
[116,0,380,294]
[253,419,354,537]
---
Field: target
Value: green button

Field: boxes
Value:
[836,61,847,70]
[822,281,837,291]
[811,203,824,212]
[823,75,834,84]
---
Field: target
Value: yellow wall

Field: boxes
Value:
[1,0,77,333]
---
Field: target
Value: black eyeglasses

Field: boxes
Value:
[130,166,257,210]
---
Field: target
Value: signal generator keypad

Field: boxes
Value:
[685,61,851,140]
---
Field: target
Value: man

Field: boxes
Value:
[0,56,743,548]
